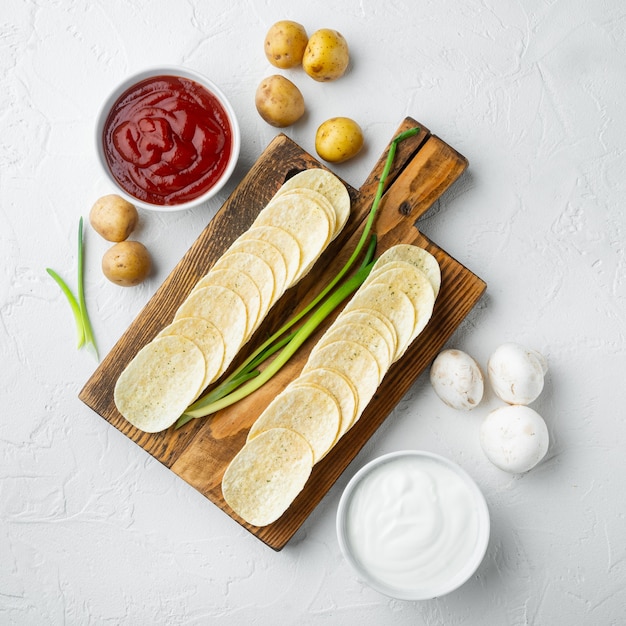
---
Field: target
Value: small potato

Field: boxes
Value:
[264,20,308,69]
[89,194,138,242]
[255,75,305,127]
[302,29,349,82]
[102,241,152,287]
[315,117,364,163]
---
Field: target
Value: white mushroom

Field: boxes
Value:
[430,349,484,410]
[487,342,548,405]
[479,405,549,473]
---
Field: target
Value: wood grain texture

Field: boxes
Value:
[79,118,485,550]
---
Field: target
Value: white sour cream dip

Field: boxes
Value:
[337,451,489,600]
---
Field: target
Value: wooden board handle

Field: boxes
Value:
[375,135,469,239]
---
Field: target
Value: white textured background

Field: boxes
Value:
[2,0,626,624]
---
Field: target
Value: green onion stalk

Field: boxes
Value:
[46,217,99,360]
[176,126,420,428]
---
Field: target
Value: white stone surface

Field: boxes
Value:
[2,0,626,623]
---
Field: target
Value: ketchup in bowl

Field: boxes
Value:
[102,74,234,206]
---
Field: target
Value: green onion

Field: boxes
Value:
[176,260,375,427]
[46,268,85,348]
[47,217,99,359]
[179,237,378,427]
[176,126,420,427]
[76,217,99,360]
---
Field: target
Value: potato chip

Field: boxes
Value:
[252,194,332,279]
[114,335,205,433]
[342,283,416,360]
[247,383,341,463]
[375,244,441,296]
[334,309,398,360]
[222,428,313,527]
[368,266,436,352]
[212,251,275,317]
[192,269,262,338]
[273,168,351,237]
[223,238,288,302]
[293,368,358,437]
[270,188,337,240]
[312,321,392,378]
[174,285,248,365]
[158,316,226,389]
[239,225,302,287]
[302,339,381,418]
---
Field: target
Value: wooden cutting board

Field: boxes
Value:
[79,117,486,550]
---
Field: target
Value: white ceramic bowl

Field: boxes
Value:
[95,66,240,212]
[336,450,490,601]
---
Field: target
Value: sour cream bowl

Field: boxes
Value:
[337,450,490,601]
[95,67,240,212]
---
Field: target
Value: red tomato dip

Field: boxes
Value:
[102,75,233,206]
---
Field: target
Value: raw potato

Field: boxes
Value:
[89,194,138,242]
[264,20,308,69]
[255,75,305,128]
[102,240,152,287]
[302,29,349,82]
[315,117,364,163]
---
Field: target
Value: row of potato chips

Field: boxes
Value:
[114,170,351,433]
[222,244,441,527]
